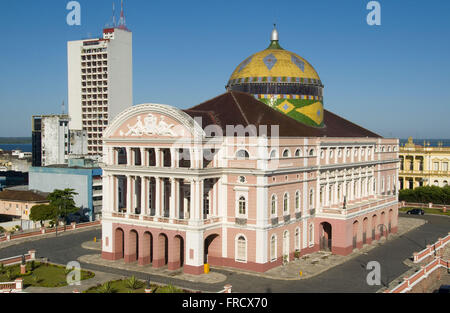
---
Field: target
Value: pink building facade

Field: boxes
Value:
[100,96,399,275]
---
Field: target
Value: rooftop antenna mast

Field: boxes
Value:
[118,0,127,30]
[112,1,117,27]
[61,100,65,115]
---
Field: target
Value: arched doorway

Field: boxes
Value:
[141,231,153,265]
[114,228,124,259]
[126,230,139,263]
[204,234,220,265]
[174,235,184,268]
[380,212,386,238]
[320,222,332,252]
[363,218,368,245]
[388,209,393,233]
[372,214,377,240]
[352,221,359,249]
[159,234,169,266]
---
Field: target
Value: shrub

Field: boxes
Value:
[97,281,115,293]
[125,276,143,290]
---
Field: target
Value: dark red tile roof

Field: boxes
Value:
[183,91,381,138]
[0,190,49,202]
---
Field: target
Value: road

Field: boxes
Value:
[0,213,448,293]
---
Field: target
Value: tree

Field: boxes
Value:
[47,189,79,235]
[29,204,58,227]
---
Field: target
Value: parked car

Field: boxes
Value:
[406,209,425,215]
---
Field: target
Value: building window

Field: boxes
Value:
[282,149,291,158]
[320,186,324,205]
[270,235,277,261]
[309,149,315,157]
[443,162,448,172]
[236,149,250,160]
[283,193,289,214]
[433,162,439,171]
[295,191,300,211]
[271,195,277,215]
[236,236,247,262]
[238,196,246,215]
[269,149,278,159]
[295,149,302,157]
[309,224,314,246]
[309,189,314,208]
[295,228,300,251]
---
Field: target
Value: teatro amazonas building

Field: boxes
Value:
[100,27,400,275]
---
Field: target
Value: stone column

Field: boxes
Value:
[170,148,176,168]
[155,177,161,217]
[155,148,161,167]
[126,147,132,166]
[126,175,132,214]
[169,178,176,220]
[141,148,146,167]
[175,179,180,219]
[189,179,195,220]
[140,176,146,215]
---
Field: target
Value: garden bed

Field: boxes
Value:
[0,261,95,288]
[84,277,188,293]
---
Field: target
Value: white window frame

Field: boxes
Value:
[235,234,248,263]
[295,227,301,251]
[295,190,301,212]
[283,192,289,215]
[270,234,277,262]
[271,194,277,216]
[309,223,314,247]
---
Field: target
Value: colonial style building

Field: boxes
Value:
[100,27,400,275]
[399,137,450,189]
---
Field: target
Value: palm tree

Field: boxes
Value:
[97,281,115,293]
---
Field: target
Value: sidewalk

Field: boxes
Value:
[213,216,427,280]
[0,225,101,249]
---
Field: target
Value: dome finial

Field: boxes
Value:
[271,24,279,41]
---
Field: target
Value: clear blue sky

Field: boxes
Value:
[0,0,449,139]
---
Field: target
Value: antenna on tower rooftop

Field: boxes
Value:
[62,100,65,115]
[118,0,127,30]
[112,1,117,27]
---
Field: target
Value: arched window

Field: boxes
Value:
[236,236,247,262]
[236,149,250,160]
[271,195,277,215]
[295,191,300,211]
[269,149,277,159]
[320,186,324,205]
[283,193,289,214]
[282,149,291,158]
[309,189,314,208]
[295,149,302,157]
[270,235,277,261]
[238,196,246,215]
[295,228,301,251]
[309,149,315,157]
[309,223,314,246]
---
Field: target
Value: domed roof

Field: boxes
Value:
[227,27,321,87]
[226,26,325,128]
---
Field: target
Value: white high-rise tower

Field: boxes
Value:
[67,1,132,157]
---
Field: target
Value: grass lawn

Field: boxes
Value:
[84,278,187,293]
[399,207,450,216]
[0,262,95,288]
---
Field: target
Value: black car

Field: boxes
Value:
[437,285,450,294]
[406,208,425,215]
